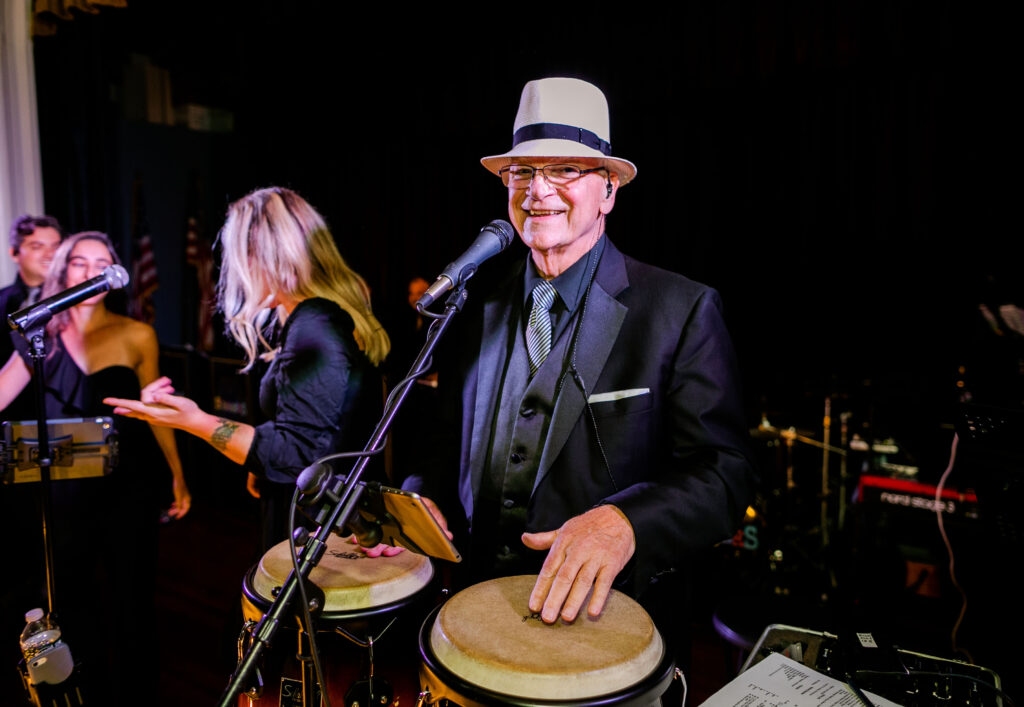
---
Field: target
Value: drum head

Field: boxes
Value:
[252,534,433,614]
[428,575,664,700]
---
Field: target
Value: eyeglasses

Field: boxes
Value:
[498,164,608,188]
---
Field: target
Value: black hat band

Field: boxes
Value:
[512,122,612,156]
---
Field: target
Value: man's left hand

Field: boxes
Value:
[521,504,635,623]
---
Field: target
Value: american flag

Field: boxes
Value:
[185,216,215,350]
[130,178,158,324]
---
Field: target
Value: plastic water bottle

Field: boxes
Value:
[19,608,74,685]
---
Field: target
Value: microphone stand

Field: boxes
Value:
[8,321,64,707]
[13,320,60,616]
[217,284,470,707]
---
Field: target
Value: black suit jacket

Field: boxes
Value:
[406,237,757,598]
[1,275,37,421]
[1,275,31,365]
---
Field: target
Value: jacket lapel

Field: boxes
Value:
[533,240,630,492]
[465,265,522,508]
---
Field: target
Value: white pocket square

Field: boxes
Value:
[587,388,650,404]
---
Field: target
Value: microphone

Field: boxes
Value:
[417,219,515,309]
[8,264,130,333]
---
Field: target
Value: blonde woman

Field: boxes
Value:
[106,186,390,548]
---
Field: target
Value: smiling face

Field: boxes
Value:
[11,226,62,287]
[507,158,618,277]
[65,237,114,304]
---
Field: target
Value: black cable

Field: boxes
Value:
[572,367,618,493]
[557,245,617,492]
[845,674,877,706]
[311,443,387,468]
[382,361,432,416]
[288,487,332,707]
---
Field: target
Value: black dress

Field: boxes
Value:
[242,297,383,550]
[7,333,164,705]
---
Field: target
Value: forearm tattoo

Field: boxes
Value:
[210,418,240,450]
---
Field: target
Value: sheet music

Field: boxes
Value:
[700,652,902,706]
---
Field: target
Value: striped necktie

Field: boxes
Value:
[526,280,557,376]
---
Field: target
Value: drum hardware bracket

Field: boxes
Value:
[266,582,328,625]
[299,582,326,623]
[237,620,264,700]
[342,632,394,707]
[671,666,687,706]
[334,616,397,650]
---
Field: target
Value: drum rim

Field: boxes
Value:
[417,603,676,707]
[242,563,435,622]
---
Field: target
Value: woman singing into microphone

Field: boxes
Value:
[105,186,390,548]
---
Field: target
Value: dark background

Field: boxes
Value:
[11,1,1021,704]
[31,2,1019,443]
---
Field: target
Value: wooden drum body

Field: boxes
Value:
[239,534,434,706]
[417,575,675,706]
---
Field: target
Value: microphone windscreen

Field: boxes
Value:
[104,264,130,290]
[484,219,515,250]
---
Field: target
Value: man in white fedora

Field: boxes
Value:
[407,77,755,656]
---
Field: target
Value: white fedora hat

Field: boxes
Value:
[481,77,637,186]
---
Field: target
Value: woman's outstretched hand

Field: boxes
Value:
[104,390,203,432]
[140,375,175,403]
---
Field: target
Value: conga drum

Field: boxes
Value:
[238,534,434,706]
[417,575,675,706]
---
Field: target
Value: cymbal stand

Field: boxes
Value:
[838,411,850,533]
[820,397,831,549]
[774,426,847,546]
[785,432,796,492]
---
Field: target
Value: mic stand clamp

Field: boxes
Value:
[218,284,470,707]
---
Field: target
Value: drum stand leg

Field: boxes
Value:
[342,630,394,707]
[297,629,322,707]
